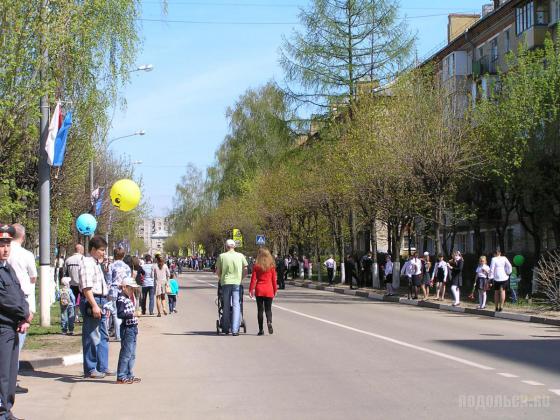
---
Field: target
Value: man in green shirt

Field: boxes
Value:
[216,239,248,335]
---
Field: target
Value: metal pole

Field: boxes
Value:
[38,0,51,327]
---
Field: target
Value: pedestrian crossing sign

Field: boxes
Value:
[256,235,266,246]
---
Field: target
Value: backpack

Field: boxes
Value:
[60,289,71,306]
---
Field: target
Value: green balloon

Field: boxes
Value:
[513,255,525,266]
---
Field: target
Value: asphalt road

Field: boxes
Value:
[16,272,560,419]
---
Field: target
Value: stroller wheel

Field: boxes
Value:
[216,320,220,335]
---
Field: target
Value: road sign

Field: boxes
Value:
[256,235,266,246]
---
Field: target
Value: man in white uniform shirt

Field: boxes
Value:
[7,224,37,395]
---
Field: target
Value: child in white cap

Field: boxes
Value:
[116,277,141,384]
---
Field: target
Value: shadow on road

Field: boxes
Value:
[20,369,114,384]
[162,331,220,336]
[436,339,560,373]
[276,291,382,305]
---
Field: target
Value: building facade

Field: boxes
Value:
[417,0,560,258]
[137,217,171,255]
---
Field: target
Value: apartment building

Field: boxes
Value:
[137,216,171,255]
[417,0,560,257]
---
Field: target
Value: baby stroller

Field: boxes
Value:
[216,283,247,334]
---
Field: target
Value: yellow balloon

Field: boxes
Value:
[110,179,141,212]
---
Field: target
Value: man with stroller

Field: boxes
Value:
[216,239,248,336]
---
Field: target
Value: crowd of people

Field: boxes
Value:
[0,218,517,419]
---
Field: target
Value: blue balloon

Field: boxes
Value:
[76,213,97,236]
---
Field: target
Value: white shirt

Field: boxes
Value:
[476,264,490,278]
[432,260,448,282]
[410,257,423,275]
[324,258,336,270]
[384,260,393,275]
[400,260,415,277]
[489,256,512,282]
[8,241,38,312]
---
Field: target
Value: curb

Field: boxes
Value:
[287,280,560,327]
[20,353,82,371]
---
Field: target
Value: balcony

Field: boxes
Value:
[472,55,499,78]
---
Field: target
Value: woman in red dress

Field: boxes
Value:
[249,248,278,336]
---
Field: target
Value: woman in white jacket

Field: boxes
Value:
[489,249,512,312]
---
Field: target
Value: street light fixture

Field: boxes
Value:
[106,130,146,148]
[132,64,154,73]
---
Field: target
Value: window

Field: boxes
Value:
[516,1,534,35]
[478,46,484,60]
[553,0,560,23]
[505,29,511,52]
[491,38,498,62]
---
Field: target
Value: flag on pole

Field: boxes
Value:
[45,102,61,165]
[95,188,104,216]
[52,110,72,167]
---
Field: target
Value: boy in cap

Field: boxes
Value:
[0,224,31,420]
[116,278,141,384]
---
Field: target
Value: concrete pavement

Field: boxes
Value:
[16,272,560,419]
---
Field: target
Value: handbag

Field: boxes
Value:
[165,282,172,294]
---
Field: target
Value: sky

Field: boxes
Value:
[109,0,488,216]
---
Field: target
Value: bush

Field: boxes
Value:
[535,250,560,310]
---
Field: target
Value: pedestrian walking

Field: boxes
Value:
[383,254,394,296]
[324,255,336,285]
[360,252,373,288]
[216,239,248,336]
[400,256,415,299]
[140,255,155,315]
[249,248,277,336]
[154,255,170,317]
[303,255,310,279]
[167,273,179,313]
[432,254,448,301]
[410,251,423,300]
[474,256,491,309]
[63,244,84,323]
[489,248,512,312]
[116,278,141,384]
[79,236,113,378]
[448,251,464,307]
[420,251,432,300]
[7,223,37,394]
[0,224,32,420]
[59,277,76,335]
[344,255,358,289]
[275,255,286,290]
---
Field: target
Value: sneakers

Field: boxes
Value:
[267,322,274,335]
[103,370,116,376]
[116,378,132,384]
[257,331,264,336]
[15,384,28,394]
[85,371,106,379]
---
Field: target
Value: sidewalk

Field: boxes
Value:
[287,279,560,327]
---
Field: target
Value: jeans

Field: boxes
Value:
[60,304,75,333]
[221,284,241,334]
[104,301,121,340]
[117,325,138,380]
[256,296,272,331]
[168,295,177,312]
[80,297,109,375]
[141,286,155,315]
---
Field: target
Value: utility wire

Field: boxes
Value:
[138,13,458,25]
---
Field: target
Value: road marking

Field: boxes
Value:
[497,373,519,378]
[522,380,545,386]
[550,389,560,396]
[271,303,494,371]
